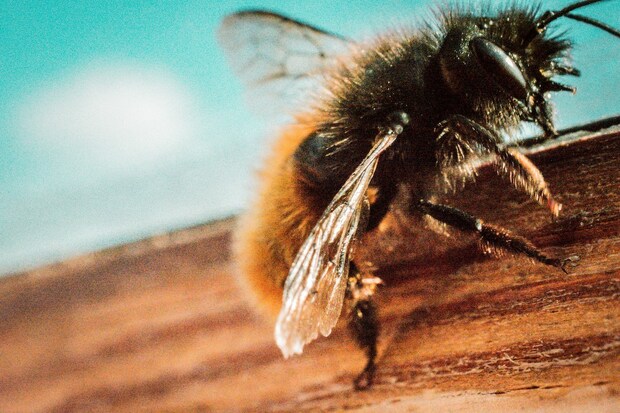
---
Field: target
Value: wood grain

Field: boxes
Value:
[0,126,618,412]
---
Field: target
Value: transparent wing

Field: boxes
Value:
[275,129,400,358]
[218,10,352,114]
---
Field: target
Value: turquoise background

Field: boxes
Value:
[1,0,618,274]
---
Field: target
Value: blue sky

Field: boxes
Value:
[1,0,618,275]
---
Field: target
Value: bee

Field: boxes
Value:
[219,0,619,389]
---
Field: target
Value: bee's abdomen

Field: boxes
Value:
[234,119,325,319]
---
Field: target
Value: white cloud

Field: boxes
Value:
[2,60,266,275]
[13,61,205,174]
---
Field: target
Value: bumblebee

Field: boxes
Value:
[219,0,619,389]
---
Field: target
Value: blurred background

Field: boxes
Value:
[1,0,618,275]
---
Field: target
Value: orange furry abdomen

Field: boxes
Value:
[234,117,325,320]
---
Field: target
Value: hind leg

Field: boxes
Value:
[347,263,382,390]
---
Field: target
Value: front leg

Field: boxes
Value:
[416,199,576,272]
[436,115,561,216]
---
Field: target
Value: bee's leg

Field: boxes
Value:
[347,263,382,390]
[436,115,560,216]
[366,183,399,232]
[416,199,577,272]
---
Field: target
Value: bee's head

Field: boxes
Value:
[436,0,617,136]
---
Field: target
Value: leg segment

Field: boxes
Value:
[347,264,382,390]
[436,115,561,216]
[366,182,399,232]
[416,199,575,271]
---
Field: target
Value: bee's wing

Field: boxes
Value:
[218,10,352,115]
[275,130,399,358]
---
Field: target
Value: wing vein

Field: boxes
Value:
[275,130,399,357]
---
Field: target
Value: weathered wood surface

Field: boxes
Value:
[0,125,618,412]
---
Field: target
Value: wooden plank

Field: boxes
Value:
[0,126,618,412]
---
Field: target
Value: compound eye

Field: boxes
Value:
[471,37,527,100]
